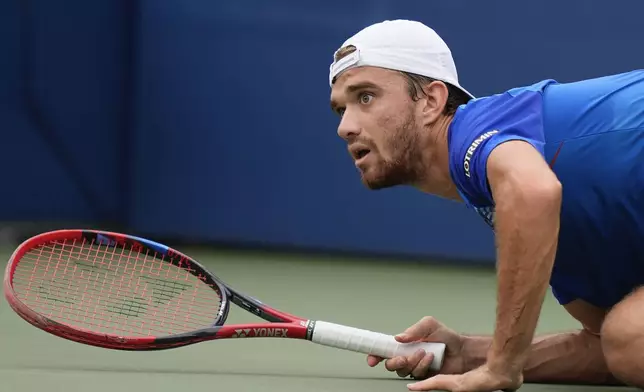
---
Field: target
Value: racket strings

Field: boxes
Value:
[11,238,223,337]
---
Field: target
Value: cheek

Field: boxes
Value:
[377,110,397,129]
[374,119,405,156]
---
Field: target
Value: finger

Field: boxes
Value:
[393,349,426,378]
[384,356,408,372]
[366,355,384,367]
[396,316,439,343]
[407,374,460,391]
[410,352,435,380]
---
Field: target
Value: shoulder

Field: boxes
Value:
[453,79,558,134]
[447,79,558,207]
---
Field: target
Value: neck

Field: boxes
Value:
[413,115,463,202]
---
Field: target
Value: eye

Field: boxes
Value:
[336,108,345,117]
[359,93,373,105]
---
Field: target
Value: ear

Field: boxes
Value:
[419,80,449,126]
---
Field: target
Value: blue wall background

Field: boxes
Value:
[2,0,643,263]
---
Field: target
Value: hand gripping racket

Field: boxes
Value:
[3,230,446,371]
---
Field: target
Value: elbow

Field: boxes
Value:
[533,177,562,210]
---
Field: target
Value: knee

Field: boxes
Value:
[601,287,644,387]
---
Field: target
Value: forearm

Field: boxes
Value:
[463,330,622,385]
[488,183,561,373]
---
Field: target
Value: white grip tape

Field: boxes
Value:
[311,321,446,372]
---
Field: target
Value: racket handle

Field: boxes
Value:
[311,321,446,372]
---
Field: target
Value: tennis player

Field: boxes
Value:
[328,20,644,391]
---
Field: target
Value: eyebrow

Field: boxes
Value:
[346,81,381,93]
[330,81,381,112]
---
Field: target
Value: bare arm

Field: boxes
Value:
[463,330,623,385]
[485,140,562,376]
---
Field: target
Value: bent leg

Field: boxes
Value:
[601,286,644,387]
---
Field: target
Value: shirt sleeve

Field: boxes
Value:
[449,85,550,207]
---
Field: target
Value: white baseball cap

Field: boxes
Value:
[329,19,474,99]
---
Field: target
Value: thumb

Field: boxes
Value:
[396,317,439,343]
[407,374,459,391]
[394,332,416,343]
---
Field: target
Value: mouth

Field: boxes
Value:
[355,148,370,160]
[350,145,371,162]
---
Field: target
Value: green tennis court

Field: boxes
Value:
[0,247,635,392]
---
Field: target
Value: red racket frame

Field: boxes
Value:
[3,229,318,350]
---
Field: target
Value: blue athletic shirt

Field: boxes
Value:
[448,69,644,308]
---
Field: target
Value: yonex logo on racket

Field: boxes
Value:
[233,329,252,338]
[232,328,288,338]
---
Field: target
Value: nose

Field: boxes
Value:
[336,111,361,141]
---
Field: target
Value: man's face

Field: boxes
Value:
[330,66,423,189]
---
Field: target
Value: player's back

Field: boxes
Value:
[542,70,644,141]
[539,70,644,307]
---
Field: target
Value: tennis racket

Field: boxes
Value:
[3,229,446,371]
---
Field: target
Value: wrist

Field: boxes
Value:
[486,350,527,377]
[461,335,492,372]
